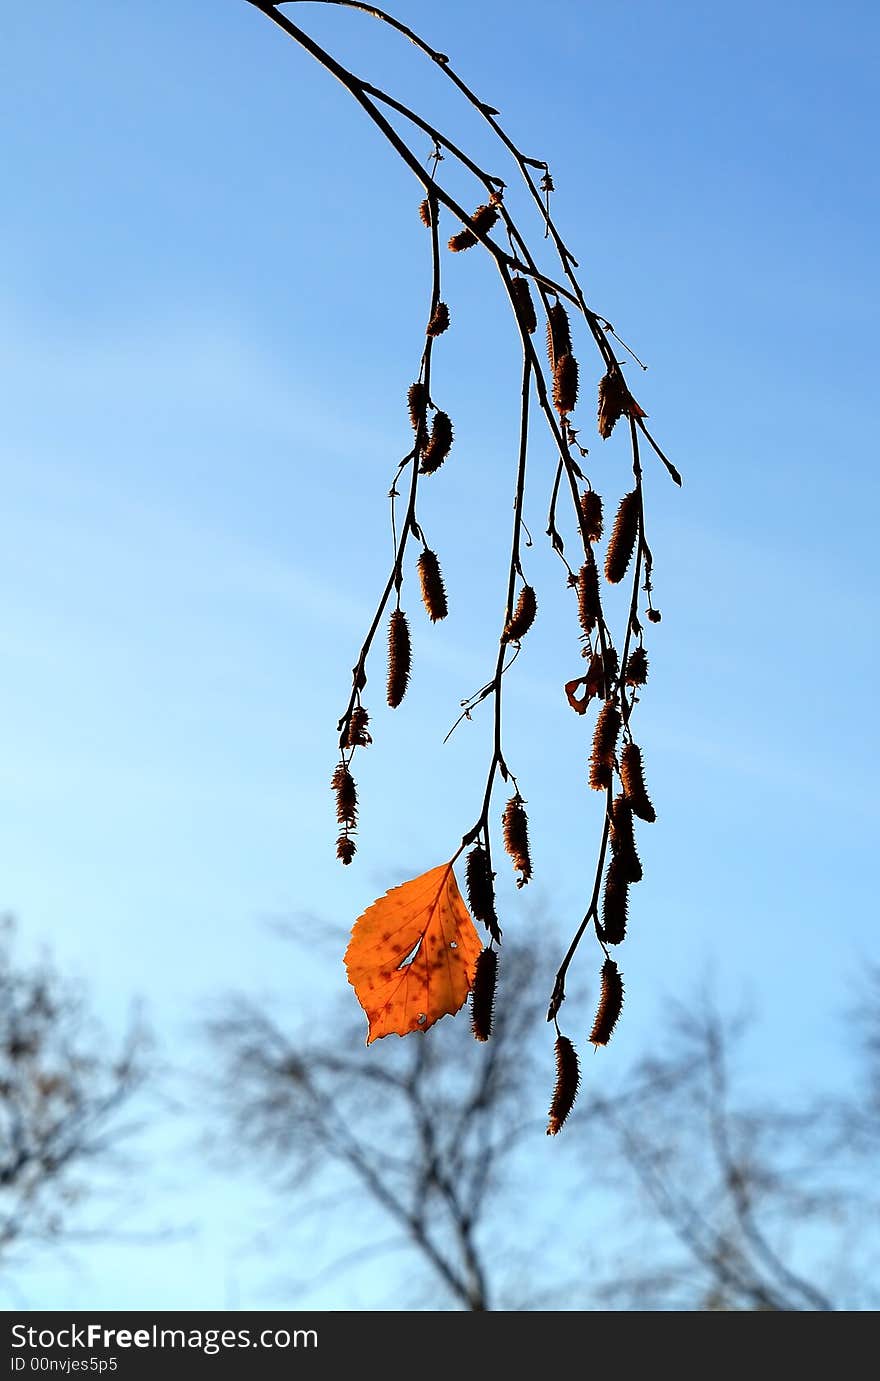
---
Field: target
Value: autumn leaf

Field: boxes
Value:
[564,675,590,715]
[345,862,483,1044]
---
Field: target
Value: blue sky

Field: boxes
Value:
[2,0,878,1307]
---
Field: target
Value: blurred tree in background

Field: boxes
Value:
[209,947,879,1311]
[0,917,148,1270]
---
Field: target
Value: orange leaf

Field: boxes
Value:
[345,862,483,1044]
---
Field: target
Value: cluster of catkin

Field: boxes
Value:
[327,181,664,1137]
[540,300,659,1134]
[331,194,460,866]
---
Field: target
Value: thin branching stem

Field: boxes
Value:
[251,0,680,1069]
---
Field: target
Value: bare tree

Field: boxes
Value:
[209,951,878,1311]
[208,948,547,1310]
[0,916,148,1267]
[582,1006,868,1312]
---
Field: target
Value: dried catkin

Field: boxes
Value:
[416,549,448,623]
[547,1035,580,1135]
[502,793,532,886]
[418,197,432,228]
[471,203,499,234]
[336,834,356,866]
[345,706,372,749]
[470,947,498,1043]
[510,276,537,334]
[590,959,624,1046]
[448,227,477,253]
[546,300,572,370]
[620,741,656,822]
[601,854,629,944]
[610,794,642,883]
[448,202,498,251]
[465,844,501,942]
[420,411,453,474]
[408,381,427,435]
[589,699,621,791]
[553,353,579,415]
[579,489,604,543]
[597,369,628,439]
[331,762,357,826]
[502,584,537,643]
[624,646,649,686]
[605,490,640,584]
[577,552,600,637]
[386,609,411,709]
[427,301,450,337]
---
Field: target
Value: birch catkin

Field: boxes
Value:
[605,490,640,584]
[417,549,448,622]
[502,794,532,886]
[546,300,572,370]
[589,700,621,791]
[465,844,501,943]
[579,489,603,543]
[502,585,537,643]
[386,609,411,708]
[590,959,624,1046]
[420,411,454,474]
[470,947,498,1043]
[547,1035,580,1135]
[620,741,656,822]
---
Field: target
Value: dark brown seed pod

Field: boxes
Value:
[589,699,621,792]
[470,947,498,1043]
[624,646,649,686]
[502,584,537,643]
[510,276,537,334]
[336,834,356,866]
[345,706,372,749]
[546,300,572,370]
[331,761,357,827]
[585,646,619,701]
[470,202,499,235]
[579,489,604,543]
[553,352,579,415]
[418,197,432,228]
[601,854,629,944]
[620,741,656,822]
[577,552,601,637]
[502,793,532,886]
[420,411,454,474]
[465,844,501,942]
[610,794,642,883]
[547,1034,580,1135]
[427,301,450,337]
[448,202,498,252]
[386,609,411,709]
[416,549,448,622]
[448,227,477,252]
[647,608,662,623]
[605,490,640,584]
[597,369,629,439]
[407,381,427,435]
[590,959,624,1046]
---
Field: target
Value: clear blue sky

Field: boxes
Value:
[2,0,878,1307]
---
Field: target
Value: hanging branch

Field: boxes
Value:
[244,1,682,1130]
